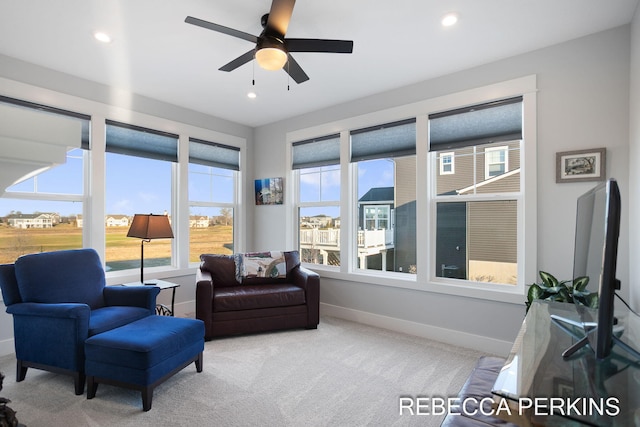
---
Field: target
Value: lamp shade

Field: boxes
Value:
[127,214,174,240]
[255,47,288,70]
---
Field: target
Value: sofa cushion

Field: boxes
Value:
[200,254,240,287]
[14,248,106,309]
[213,284,306,312]
[89,306,155,336]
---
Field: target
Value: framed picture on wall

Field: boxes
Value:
[556,148,606,183]
[255,177,284,205]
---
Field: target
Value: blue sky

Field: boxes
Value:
[1,150,394,219]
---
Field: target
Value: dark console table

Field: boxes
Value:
[491,300,640,426]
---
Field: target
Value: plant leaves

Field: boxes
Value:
[539,271,559,287]
[573,276,590,292]
[527,283,545,302]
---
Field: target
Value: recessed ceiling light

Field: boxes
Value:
[247,92,257,99]
[441,13,458,27]
[93,31,112,43]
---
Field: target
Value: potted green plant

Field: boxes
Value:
[525,271,598,313]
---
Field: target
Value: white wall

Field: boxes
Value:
[251,26,633,355]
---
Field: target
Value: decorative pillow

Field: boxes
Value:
[240,251,286,279]
[200,254,240,287]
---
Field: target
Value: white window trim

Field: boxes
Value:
[285,75,536,304]
[484,145,509,180]
[0,77,247,284]
[440,152,455,175]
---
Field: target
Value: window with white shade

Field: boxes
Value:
[188,137,239,262]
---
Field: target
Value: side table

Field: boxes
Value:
[120,280,180,316]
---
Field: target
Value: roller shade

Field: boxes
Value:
[429,96,523,151]
[189,137,240,171]
[105,120,178,162]
[0,95,91,149]
[350,118,416,162]
[292,133,340,169]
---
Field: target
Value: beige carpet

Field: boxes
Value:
[0,316,485,427]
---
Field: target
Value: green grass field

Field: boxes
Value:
[0,224,233,267]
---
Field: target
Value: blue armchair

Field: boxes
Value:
[0,249,160,395]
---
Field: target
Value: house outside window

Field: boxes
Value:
[293,134,341,266]
[0,97,89,263]
[429,97,523,286]
[351,119,416,274]
[188,137,239,262]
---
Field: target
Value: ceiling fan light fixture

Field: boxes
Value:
[255,47,288,70]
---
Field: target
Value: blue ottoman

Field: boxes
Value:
[85,315,204,411]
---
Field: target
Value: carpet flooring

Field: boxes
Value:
[0,316,485,427]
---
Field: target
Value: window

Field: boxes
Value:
[364,205,390,230]
[293,134,341,266]
[0,97,89,263]
[485,146,508,179]
[105,121,177,273]
[188,137,239,261]
[351,119,416,274]
[429,97,522,286]
[440,152,454,175]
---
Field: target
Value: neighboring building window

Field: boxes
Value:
[0,97,89,263]
[188,137,239,261]
[429,97,522,285]
[440,152,454,175]
[485,146,508,179]
[351,119,416,274]
[364,205,390,230]
[105,121,177,273]
[293,134,341,266]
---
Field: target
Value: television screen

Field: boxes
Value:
[572,178,620,359]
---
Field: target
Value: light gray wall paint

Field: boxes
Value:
[0,24,636,356]
[631,8,640,310]
[251,25,633,351]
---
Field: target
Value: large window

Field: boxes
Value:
[351,119,416,274]
[105,121,177,273]
[293,134,341,266]
[429,97,522,286]
[0,97,89,263]
[188,137,239,261]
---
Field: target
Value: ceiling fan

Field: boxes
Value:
[185,0,353,84]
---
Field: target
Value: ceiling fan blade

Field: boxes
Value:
[266,0,296,36]
[284,54,309,84]
[185,16,258,44]
[219,50,256,72]
[286,38,353,53]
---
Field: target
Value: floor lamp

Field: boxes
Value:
[127,213,174,284]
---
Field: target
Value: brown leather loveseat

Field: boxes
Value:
[195,250,319,340]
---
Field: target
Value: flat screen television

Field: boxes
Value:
[572,178,621,359]
[553,178,639,360]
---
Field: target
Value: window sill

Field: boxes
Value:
[304,263,525,305]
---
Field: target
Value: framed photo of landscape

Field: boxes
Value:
[556,148,606,183]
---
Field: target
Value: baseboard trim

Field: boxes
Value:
[320,303,512,356]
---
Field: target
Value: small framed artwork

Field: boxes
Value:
[556,148,606,183]
[255,177,284,205]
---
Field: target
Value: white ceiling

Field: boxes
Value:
[0,0,637,127]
